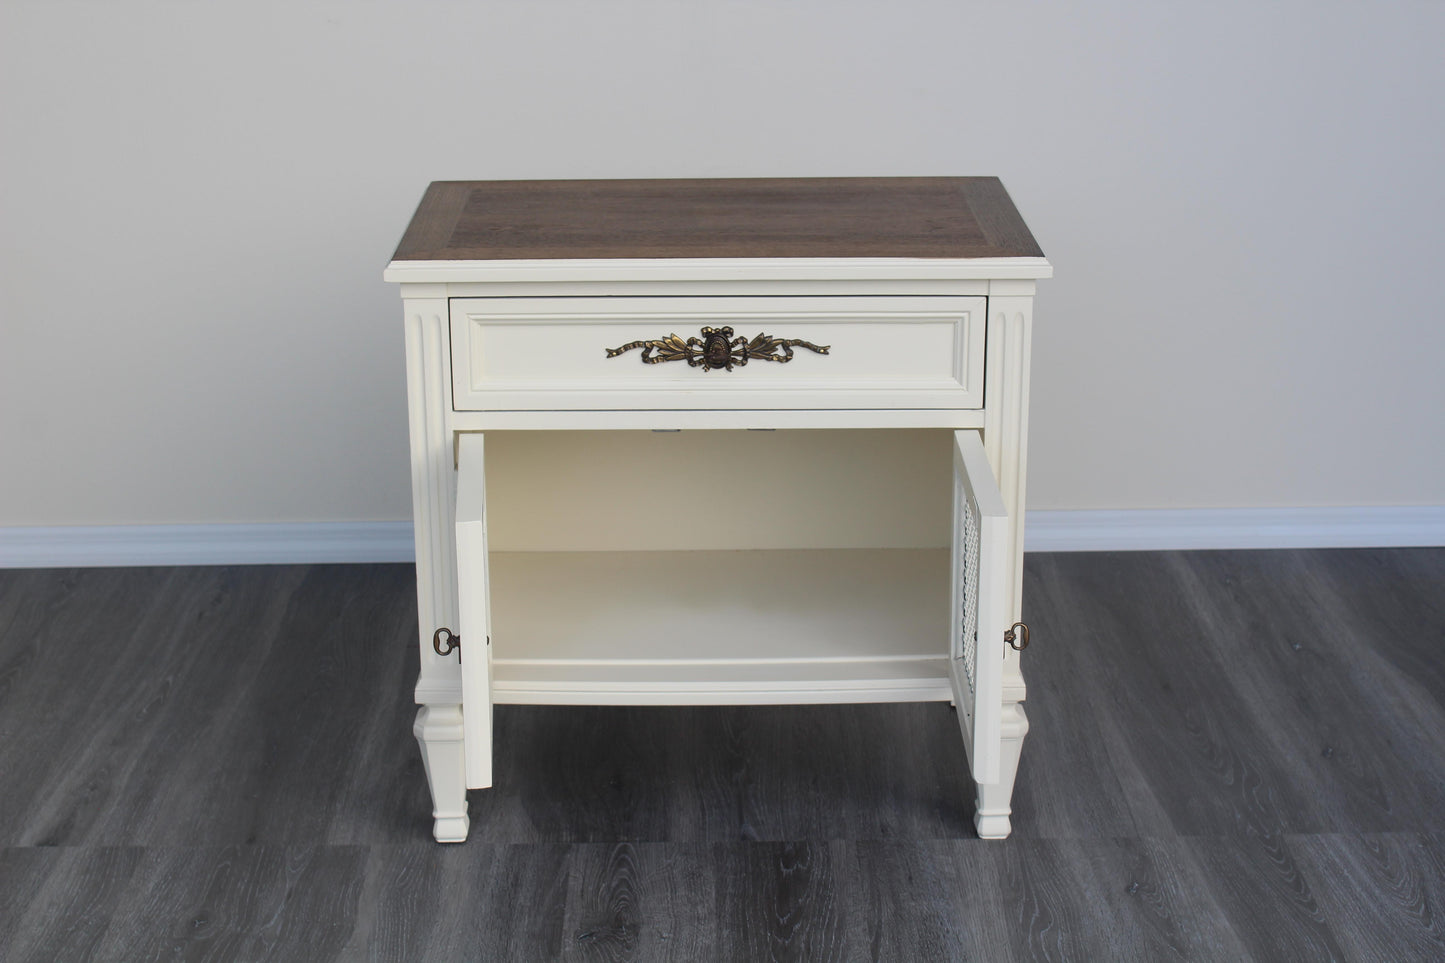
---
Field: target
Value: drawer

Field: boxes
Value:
[449,295,986,411]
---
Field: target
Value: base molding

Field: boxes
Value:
[0,522,415,568]
[1025,506,1445,552]
[1,507,1441,568]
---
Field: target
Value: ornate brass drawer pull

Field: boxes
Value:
[605,326,830,372]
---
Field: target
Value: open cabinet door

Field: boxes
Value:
[455,432,493,789]
[950,429,1008,785]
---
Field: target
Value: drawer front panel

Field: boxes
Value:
[450,296,986,411]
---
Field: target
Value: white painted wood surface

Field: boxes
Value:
[450,296,986,411]
[385,256,1052,285]
[976,702,1029,839]
[951,430,1008,785]
[403,302,461,708]
[447,407,986,432]
[983,298,1034,702]
[486,548,952,705]
[454,433,493,790]
[412,705,469,843]
[394,227,1046,843]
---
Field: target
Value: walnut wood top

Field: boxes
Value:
[392,177,1043,261]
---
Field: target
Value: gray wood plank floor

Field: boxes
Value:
[0,549,1442,961]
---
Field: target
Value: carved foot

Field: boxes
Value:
[974,701,1029,839]
[414,704,470,843]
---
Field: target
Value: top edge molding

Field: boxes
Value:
[383,257,1053,285]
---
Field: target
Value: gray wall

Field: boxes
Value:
[2,0,1442,533]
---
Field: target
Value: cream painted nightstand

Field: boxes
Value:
[384,178,1050,842]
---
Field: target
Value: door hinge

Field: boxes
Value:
[1004,622,1030,652]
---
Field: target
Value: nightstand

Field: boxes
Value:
[385,178,1050,842]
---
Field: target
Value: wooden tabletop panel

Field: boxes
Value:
[392,177,1043,261]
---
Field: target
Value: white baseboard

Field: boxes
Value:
[1024,506,1445,552]
[0,508,1441,568]
[0,522,415,568]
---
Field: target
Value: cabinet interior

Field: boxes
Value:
[474,428,959,704]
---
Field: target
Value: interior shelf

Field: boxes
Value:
[487,547,953,705]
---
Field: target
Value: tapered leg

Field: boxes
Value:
[414,704,469,843]
[974,701,1028,839]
